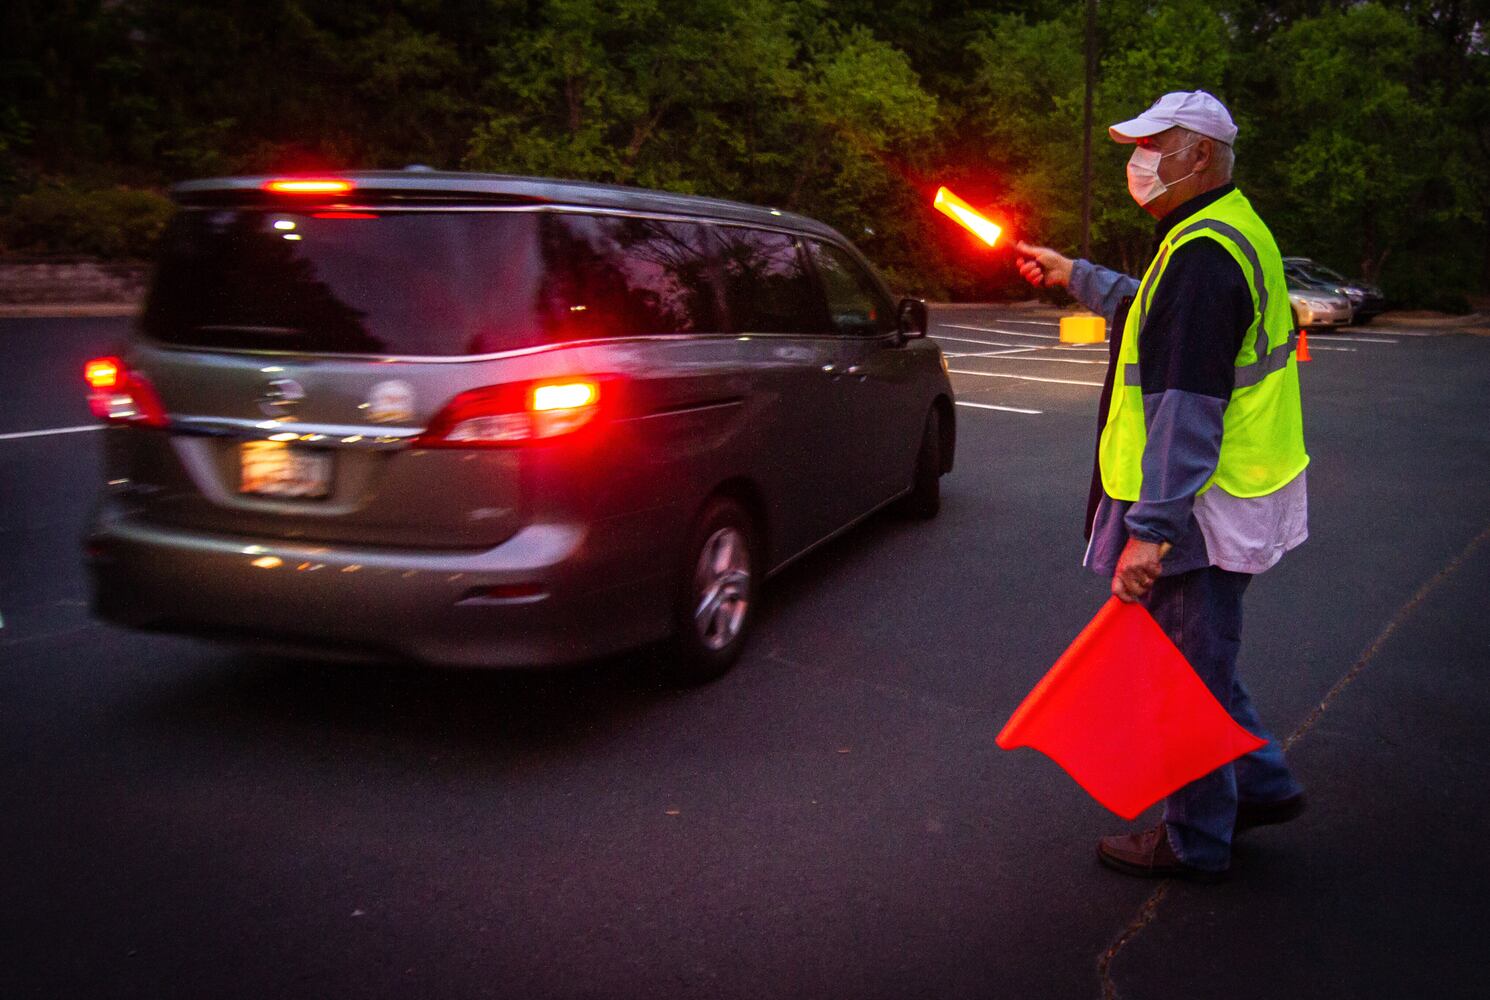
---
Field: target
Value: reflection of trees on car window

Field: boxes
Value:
[716,227,825,334]
[537,215,721,340]
[807,240,892,337]
[143,212,379,354]
[142,212,550,356]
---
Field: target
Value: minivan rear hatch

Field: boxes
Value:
[127,206,553,549]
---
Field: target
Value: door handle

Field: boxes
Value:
[821,364,866,376]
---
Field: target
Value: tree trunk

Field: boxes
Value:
[624,105,668,165]
[565,77,582,134]
[1360,210,1379,284]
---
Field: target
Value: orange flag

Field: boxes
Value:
[996,597,1267,820]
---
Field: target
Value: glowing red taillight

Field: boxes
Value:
[416,379,603,448]
[262,178,354,195]
[84,356,168,428]
[85,357,120,390]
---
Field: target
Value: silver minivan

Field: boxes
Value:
[86,171,955,682]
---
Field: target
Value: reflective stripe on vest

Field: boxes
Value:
[1122,219,1296,390]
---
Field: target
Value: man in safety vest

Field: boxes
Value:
[1015,91,1308,881]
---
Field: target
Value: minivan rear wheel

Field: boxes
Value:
[662,497,757,685]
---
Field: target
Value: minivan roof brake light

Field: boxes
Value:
[262,178,355,195]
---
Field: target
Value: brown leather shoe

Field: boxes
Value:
[1097,824,1227,883]
[1235,792,1306,834]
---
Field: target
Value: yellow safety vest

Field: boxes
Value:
[1099,188,1308,500]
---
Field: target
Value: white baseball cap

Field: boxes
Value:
[1108,90,1237,145]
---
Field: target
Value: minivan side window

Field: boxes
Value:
[806,240,896,337]
[715,227,829,334]
[535,213,723,342]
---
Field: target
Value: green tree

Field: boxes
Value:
[962,1,1235,279]
[463,1,939,289]
[1259,5,1442,285]
[0,0,1484,301]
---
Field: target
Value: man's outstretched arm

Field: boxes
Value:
[1014,242,1139,327]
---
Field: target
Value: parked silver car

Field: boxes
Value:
[1286,277,1352,330]
[1284,257,1385,324]
[85,171,955,682]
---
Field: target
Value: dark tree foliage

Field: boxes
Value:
[1,0,1485,306]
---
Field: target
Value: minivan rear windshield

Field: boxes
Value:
[142,208,730,356]
[143,210,544,356]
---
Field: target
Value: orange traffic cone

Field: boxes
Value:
[1297,328,1312,362]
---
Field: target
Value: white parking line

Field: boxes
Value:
[955,401,1043,415]
[932,333,1027,348]
[961,351,1108,367]
[949,368,1104,388]
[1305,344,1356,352]
[936,313,1062,328]
[945,323,1059,340]
[935,335,1105,354]
[944,347,1044,359]
[0,425,104,442]
[1310,334,1397,344]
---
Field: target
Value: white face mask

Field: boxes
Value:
[1126,141,1199,206]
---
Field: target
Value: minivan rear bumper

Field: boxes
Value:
[86,506,673,668]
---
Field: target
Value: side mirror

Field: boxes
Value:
[897,298,928,339]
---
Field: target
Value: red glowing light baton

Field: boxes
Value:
[933,186,1004,248]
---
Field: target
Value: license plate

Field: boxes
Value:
[239,440,332,498]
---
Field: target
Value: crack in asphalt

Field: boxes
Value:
[1097,883,1171,1000]
[1280,521,1490,754]
[1096,520,1490,1000]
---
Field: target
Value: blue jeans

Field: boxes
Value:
[1141,566,1303,871]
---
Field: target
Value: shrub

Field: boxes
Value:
[0,183,174,261]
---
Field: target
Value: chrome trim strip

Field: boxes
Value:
[173,415,421,446]
[153,329,897,365]
[634,399,745,421]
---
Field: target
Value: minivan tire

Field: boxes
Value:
[661,496,758,685]
[897,407,942,520]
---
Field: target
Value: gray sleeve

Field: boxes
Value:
[1124,389,1226,544]
[1069,259,1140,326]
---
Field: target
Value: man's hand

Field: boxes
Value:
[1112,538,1167,603]
[1014,241,1075,289]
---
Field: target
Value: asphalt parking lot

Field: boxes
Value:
[2,307,1488,999]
